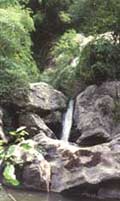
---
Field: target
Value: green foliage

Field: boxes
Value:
[30,0,73,68]
[44,0,72,27]
[0,0,30,7]
[20,142,33,150]
[5,145,17,160]
[59,11,71,24]
[40,30,80,94]
[32,0,120,93]
[52,29,79,56]
[9,126,29,142]
[0,127,45,187]
[0,145,5,160]
[33,11,45,25]
[0,0,120,96]
[3,163,20,186]
[0,0,18,7]
[0,4,38,102]
[1,127,30,186]
[69,0,120,33]
[41,30,120,94]
[79,37,120,84]
[69,0,120,38]
[30,0,120,69]
[1,144,20,186]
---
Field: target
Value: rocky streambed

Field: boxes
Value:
[0,81,120,199]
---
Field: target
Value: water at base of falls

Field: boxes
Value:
[61,100,74,142]
[4,188,104,201]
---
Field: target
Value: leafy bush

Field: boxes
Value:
[0,127,34,186]
[41,30,120,94]
[0,5,38,102]
[40,29,80,94]
[0,127,28,186]
[68,0,120,39]
[3,163,20,186]
[79,37,120,84]
[0,0,29,7]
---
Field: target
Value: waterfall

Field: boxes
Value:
[61,100,74,142]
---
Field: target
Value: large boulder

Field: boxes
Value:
[12,82,67,138]
[73,81,120,146]
[33,132,120,198]
[3,140,51,192]
[12,82,67,112]
[2,131,120,199]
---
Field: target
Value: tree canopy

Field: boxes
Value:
[0,0,120,97]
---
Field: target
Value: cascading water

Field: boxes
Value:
[61,100,74,142]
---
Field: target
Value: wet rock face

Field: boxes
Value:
[74,81,120,146]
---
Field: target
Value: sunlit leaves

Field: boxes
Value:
[41,29,80,94]
[0,4,38,101]
[3,163,20,186]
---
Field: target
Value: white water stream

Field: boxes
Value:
[61,100,74,142]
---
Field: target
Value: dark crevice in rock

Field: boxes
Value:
[77,135,110,147]
[36,108,66,118]
[32,109,51,118]
[98,179,120,199]
[69,128,81,143]
[46,123,62,139]
[15,165,24,184]
[76,149,92,157]
[2,103,20,134]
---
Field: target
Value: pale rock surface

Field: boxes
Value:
[12,82,67,112]
[33,132,120,194]
[74,81,120,146]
